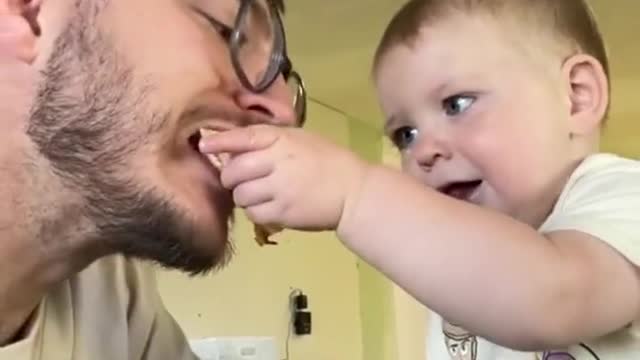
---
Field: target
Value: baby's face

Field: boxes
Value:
[375,14,575,226]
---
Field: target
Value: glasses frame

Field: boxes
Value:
[229,0,307,125]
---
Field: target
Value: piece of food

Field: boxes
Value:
[200,129,282,246]
[254,223,283,246]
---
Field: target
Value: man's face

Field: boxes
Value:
[26,0,296,274]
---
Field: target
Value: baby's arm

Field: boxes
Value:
[337,163,640,350]
[199,125,639,350]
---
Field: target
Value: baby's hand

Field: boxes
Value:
[199,125,369,231]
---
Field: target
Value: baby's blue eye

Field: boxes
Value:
[443,95,475,116]
[390,126,418,150]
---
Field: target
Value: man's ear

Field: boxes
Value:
[561,53,609,136]
[0,0,42,63]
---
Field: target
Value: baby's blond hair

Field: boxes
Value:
[374,0,609,79]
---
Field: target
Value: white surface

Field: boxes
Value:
[189,337,277,360]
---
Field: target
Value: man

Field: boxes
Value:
[0,0,304,358]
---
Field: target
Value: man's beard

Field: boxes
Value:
[25,1,231,276]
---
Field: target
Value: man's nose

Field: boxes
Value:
[0,0,41,63]
[235,74,297,127]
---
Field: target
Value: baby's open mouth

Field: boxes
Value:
[438,180,483,202]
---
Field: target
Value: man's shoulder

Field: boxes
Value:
[75,255,155,281]
[72,255,159,297]
[12,257,165,359]
[73,257,196,360]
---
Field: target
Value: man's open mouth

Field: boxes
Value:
[188,130,281,247]
[188,130,224,170]
[188,131,202,151]
[438,180,483,202]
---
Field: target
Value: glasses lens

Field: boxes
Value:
[287,71,307,126]
[542,353,576,360]
[234,1,277,90]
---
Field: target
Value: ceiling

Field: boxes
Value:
[283,0,640,139]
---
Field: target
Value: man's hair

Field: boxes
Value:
[373,0,609,81]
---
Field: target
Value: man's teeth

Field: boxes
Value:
[208,153,223,169]
[199,129,227,170]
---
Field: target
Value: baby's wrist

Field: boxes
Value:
[336,161,378,239]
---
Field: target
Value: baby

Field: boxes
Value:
[201,0,640,358]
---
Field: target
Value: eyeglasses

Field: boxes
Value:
[225,0,307,126]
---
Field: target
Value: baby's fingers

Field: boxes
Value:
[199,125,280,156]
[220,150,274,189]
[232,178,274,208]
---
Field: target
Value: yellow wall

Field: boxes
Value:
[392,286,427,360]
[600,78,640,157]
[348,120,400,360]
[382,143,428,360]
[157,103,364,360]
[350,126,429,360]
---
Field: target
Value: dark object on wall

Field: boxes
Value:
[291,291,311,335]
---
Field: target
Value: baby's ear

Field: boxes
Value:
[562,53,609,135]
[0,0,42,63]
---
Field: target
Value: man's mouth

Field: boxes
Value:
[438,180,483,202]
[188,129,225,170]
[188,131,202,151]
[185,129,236,222]
[189,129,282,247]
